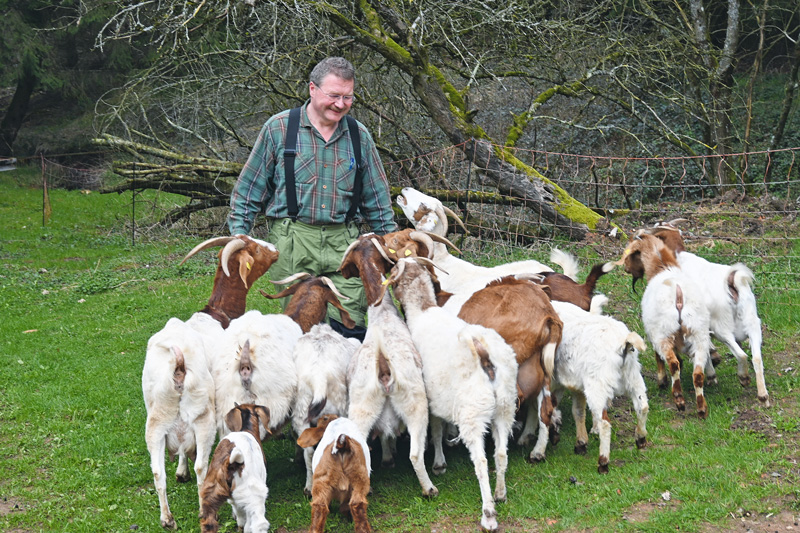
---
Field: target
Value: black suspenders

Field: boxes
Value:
[283,107,364,223]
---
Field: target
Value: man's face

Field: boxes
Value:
[309,74,355,127]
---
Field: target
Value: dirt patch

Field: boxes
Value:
[699,507,800,533]
[730,408,780,440]
[0,496,26,517]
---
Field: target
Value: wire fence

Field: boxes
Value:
[28,144,800,310]
[386,141,799,310]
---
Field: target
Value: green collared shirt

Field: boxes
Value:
[228,101,397,235]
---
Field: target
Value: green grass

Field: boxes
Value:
[1,166,798,532]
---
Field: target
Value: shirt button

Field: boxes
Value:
[324,164,328,168]
[322,204,326,209]
[323,185,327,189]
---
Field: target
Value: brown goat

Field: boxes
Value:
[260,273,355,333]
[199,403,271,533]
[182,235,280,328]
[339,234,396,306]
[533,261,615,311]
[457,276,563,433]
[297,414,372,533]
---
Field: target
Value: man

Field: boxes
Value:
[228,57,396,340]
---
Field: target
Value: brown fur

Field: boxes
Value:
[621,234,681,285]
[534,262,611,311]
[457,276,563,423]
[199,403,270,533]
[382,228,432,261]
[339,235,393,306]
[296,415,372,533]
[200,239,280,328]
[260,276,355,333]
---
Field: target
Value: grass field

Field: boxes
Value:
[1,167,798,532]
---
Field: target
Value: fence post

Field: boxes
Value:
[42,154,51,226]
[131,161,136,246]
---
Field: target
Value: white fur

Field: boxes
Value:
[311,417,371,476]
[530,302,649,472]
[221,431,270,533]
[142,318,217,529]
[213,310,302,438]
[346,291,438,497]
[293,323,360,494]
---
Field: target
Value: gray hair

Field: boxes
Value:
[310,57,356,88]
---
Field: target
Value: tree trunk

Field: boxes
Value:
[0,52,38,157]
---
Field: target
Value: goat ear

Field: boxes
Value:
[297,426,326,448]
[238,251,256,288]
[225,405,244,432]
[255,405,272,435]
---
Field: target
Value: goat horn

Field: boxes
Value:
[319,276,350,300]
[408,231,435,259]
[271,272,311,285]
[338,238,362,271]
[664,218,688,227]
[422,231,461,254]
[514,273,545,282]
[442,205,469,234]
[412,256,449,275]
[370,237,395,264]
[181,236,238,265]
[220,238,247,277]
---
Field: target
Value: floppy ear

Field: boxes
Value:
[225,405,244,432]
[297,426,327,448]
[255,405,272,436]
[238,251,256,288]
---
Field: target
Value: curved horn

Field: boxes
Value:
[338,238,362,271]
[220,238,247,277]
[442,205,469,234]
[422,231,461,254]
[271,272,311,285]
[370,237,395,264]
[514,273,545,283]
[319,276,350,301]
[408,231,435,259]
[181,236,237,265]
[412,256,449,275]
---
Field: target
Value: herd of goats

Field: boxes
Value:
[142,187,769,532]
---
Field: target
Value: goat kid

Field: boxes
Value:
[200,403,271,533]
[297,415,372,533]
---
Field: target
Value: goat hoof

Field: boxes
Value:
[574,442,587,456]
[481,508,499,531]
[303,487,312,498]
[738,375,751,388]
[697,408,708,420]
[706,375,718,386]
[657,379,669,389]
[160,515,177,530]
[635,436,647,449]
[549,432,561,446]
[381,459,396,469]
[175,472,191,483]
[424,486,439,498]
[433,463,447,475]
[710,351,722,367]
[526,453,545,464]
[516,435,533,448]
[597,462,609,475]
[494,491,507,503]
[759,394,771,407]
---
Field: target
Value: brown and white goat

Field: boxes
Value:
[630,222,769,406]
[297,414,372,533]
[260,272,355,333]
[533,260,615,312]
[199,403,271,533]
[618,234,713,418]
[181,235,280,328]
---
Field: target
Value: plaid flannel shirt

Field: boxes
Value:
[228,101,397,235]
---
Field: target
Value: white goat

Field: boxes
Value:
[386,258,519,532]
[213,310,302,438]
[619,234,713,418]
[639,223,769,406]
[530,301,649,473]
[143,318,217,530]
[293,323,361,495]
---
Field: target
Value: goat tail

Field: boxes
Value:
[589,293,609,315]
[584,261,615,292]
[541,316,562,380]
[622,332,647,386]
[230,446,246,465]
[171,346,186,393]
[306,371,329,422]
[550,248,580,281]
[727,263,755,305]
[463,333,497,381]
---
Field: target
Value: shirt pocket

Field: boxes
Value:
[335,156,357,196]
[291,151,317,185]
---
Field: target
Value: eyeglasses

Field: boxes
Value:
[315,87,356,104]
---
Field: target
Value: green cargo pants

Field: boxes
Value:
[267,218,367,328]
